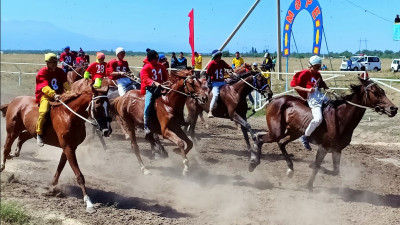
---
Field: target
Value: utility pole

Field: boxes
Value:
[277,0,282,79]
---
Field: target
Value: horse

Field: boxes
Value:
[0,79,112,213]
[110,70,208,175]
[253,77,398,191]
[67,64,88,84]
[185,70,273,161]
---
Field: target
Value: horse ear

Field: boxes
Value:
[358,76,370,86]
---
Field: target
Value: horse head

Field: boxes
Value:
[89,81,112,137]
[253,72,273,100]
[171,70,208,105]
[359,78,398,117]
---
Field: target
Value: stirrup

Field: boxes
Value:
[37,135,44,147]
[300,135,312,151]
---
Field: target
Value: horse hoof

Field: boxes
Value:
[286,169,294,178]
[0,164,5,172]
[182,169,189,176]
[143,169,152,175]
[248,163,257,172]
[205,124,209,129]
[86,207,96,214]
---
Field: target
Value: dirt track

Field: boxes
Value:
[1,108,400,225]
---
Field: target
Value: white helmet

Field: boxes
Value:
[115,47,125,56]
[264,53,270,58]
[309,55,322,65]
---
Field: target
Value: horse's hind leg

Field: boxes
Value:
[152,133,168,159]
[129,128,151,175]
[10,131,32,158]
[1,131,20,172]
[307,147,328,192]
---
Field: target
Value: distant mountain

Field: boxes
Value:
[0,20,180,52]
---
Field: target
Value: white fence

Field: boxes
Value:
[2,61,399,112]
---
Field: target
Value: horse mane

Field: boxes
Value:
[50,79,92,106]
[169,69,193,83]
[226,71,258,85]
[325,80,373,108]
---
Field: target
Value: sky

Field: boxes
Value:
[1,0,399,54]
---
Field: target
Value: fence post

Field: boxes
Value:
[18,71,21,86]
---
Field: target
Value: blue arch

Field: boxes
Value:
[283,0,323,56]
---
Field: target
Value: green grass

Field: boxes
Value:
[0,201,30,225]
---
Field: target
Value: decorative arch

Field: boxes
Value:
[283,0,323,56]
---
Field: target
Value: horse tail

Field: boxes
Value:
[1,104,9,117]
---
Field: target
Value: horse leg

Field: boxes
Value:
[231,112,258,162]
[331,151,341,176]
[9,130,32,158]
[188,112,200,150]
[1,132,19,172]
[52,152,67,186]
[63,146,95,213]
[152,133,168,159]
[163,127,191,176]
[116,116,130,139]
[307,147,328,192]
[278,136,296,178]
[128,128,151,175]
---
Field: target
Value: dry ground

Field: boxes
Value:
[1,54,399,225]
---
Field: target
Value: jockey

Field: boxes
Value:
[290,55,329,151]
[35,53,71,147]
[84,52,107,88]
[59,46,76,73]
[159,54,169,69]
[206,50,232,118]
[140,50,169,134]
[106,47,133,96]
[75,48,87,66]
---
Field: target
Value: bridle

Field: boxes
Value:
[239,73,270,93]
[85,95,111,128]
[160,75,205,102]
[345,82,377,110]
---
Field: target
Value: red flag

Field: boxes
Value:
[188,9,195,66]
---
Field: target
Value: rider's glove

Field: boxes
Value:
[54,94,61,101]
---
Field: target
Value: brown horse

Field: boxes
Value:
[254,78,398,191]
[0,79,112,213]
[67,64,88,84]
[111,70,208,175]
[185,71,273,160]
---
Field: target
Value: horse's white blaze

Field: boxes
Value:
[103,101,110,130]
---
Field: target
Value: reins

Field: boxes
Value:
[65,64,83,77]
[345,82,376,110]
[239,73,269,92]
[59,95,109,126]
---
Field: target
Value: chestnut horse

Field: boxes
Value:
[111,71,208,175]
[254,78,398,191]
[67,64,88,84]
[0,79,112,213]
[185,70,273,160]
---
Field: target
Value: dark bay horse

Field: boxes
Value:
[254,78,398,191]
[111,71,208,175]
[185,71,273,160]
[0,79,112,213]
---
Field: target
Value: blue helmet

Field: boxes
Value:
[211,49,222,58]
[64,46,70,50]
[159,54,166,60]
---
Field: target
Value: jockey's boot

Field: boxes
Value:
[143,118,151,135]
[300,135,312,151]
[37,134,44,147]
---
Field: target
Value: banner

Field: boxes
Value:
[188,9,195,66]
[283,0,323,56]
[394,23,400,41]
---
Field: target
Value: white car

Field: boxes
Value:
[391,59,400,72]
[340,56,363,71]
[357,56,381,71]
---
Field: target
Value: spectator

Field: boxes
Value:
[194,52,202,78]
[321,64,327,71]
[59,46,76,73]
[176,52,187,69]
[75,48,87,66]
[261,53,272,72]
[171,52,178,68]
[346,58,352,71]
[232,51,244,69]
[395,15,400,23]
[252,62,260,72]
[272,56,276,72]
